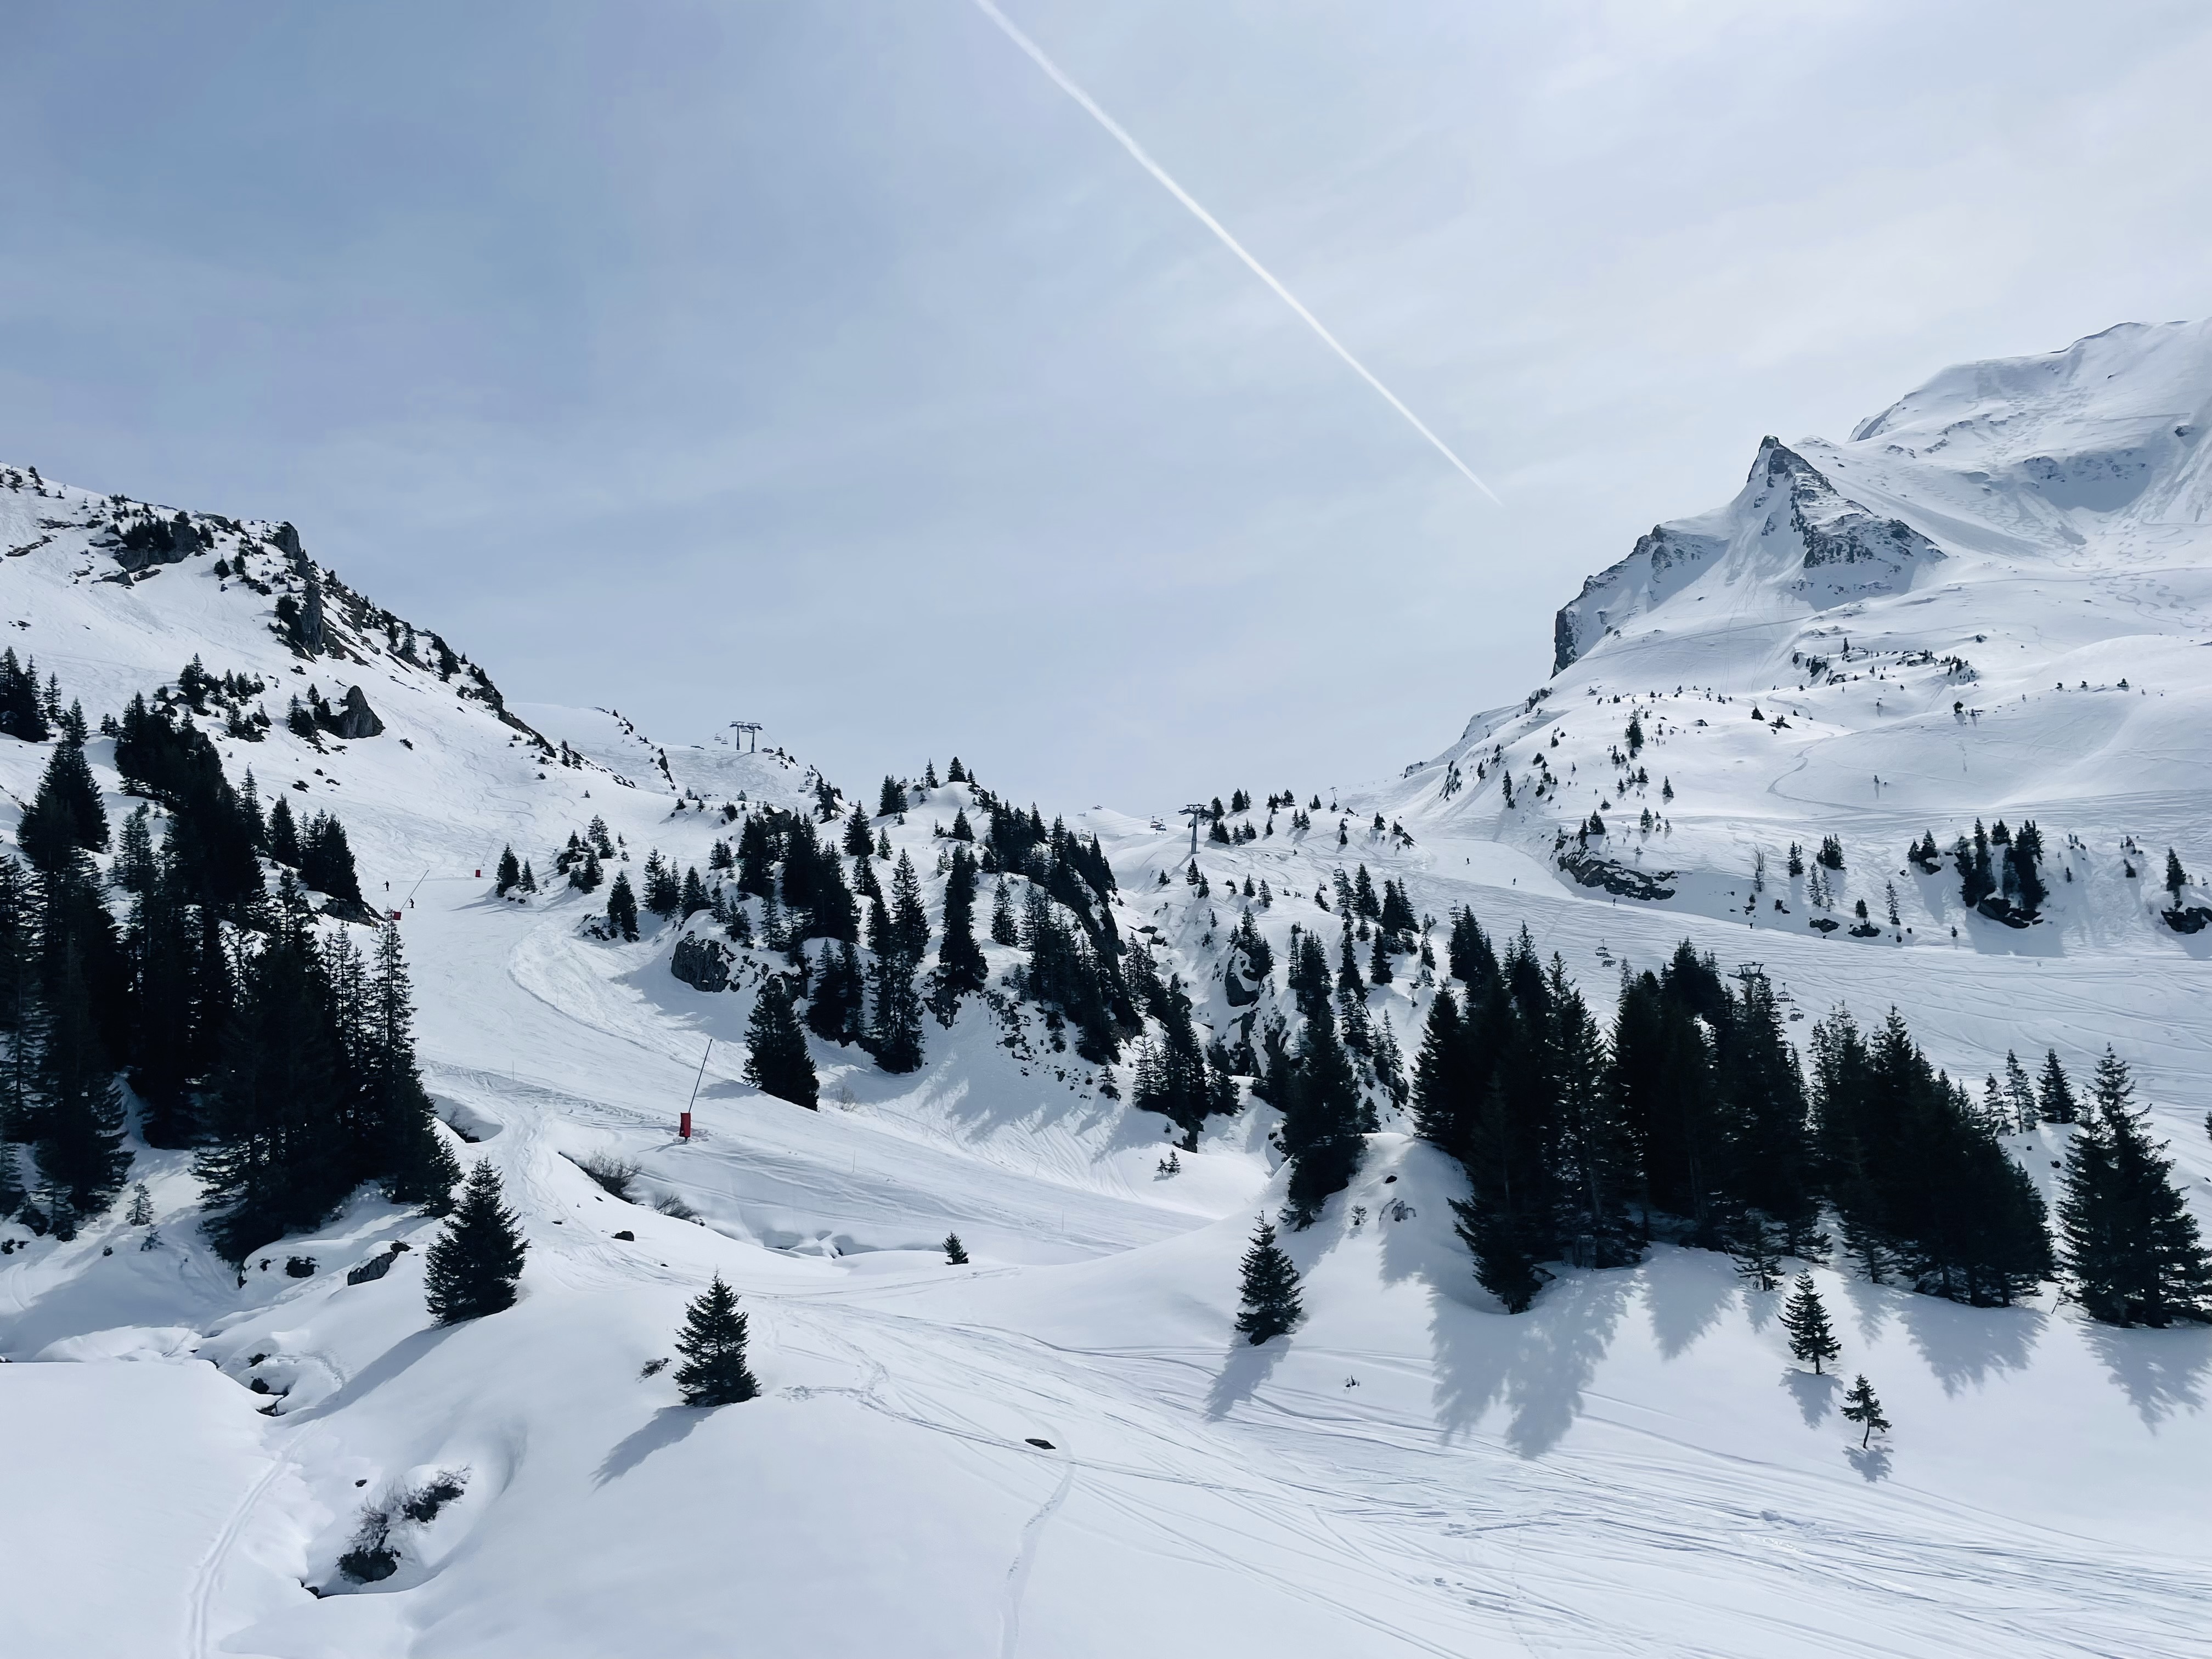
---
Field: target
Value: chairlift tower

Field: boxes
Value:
[1181,803,1211,857]
[730,721,762,753]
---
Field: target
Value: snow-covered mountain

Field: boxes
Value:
[4,326,2211,1659]
[1394,319,2212,949]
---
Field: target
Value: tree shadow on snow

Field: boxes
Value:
[2083,1322,2212,1429]
[1429,1271,1634,1458]
[1843,1443,1893,1483]
[287,1324,461,1423]
[595,1406,709,1485]
[1896,1295,2042,1396]
[1204,1335,1291,1420]
[1838,1274,1895,1345]
[1640,1250,1737,1359]
[1781,1367,1839,1429]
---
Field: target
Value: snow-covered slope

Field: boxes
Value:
[1399,320,2212,952]
[5,325,2212,1658]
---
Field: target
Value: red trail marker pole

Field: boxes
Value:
[681,1039,712,1141]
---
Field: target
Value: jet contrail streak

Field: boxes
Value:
[968,0,1501,505]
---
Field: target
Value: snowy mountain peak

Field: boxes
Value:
[1554,436,1946,672]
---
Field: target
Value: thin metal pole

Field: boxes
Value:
[686,1039,713,1113]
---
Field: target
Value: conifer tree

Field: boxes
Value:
[673,1273,759,1404]
[1455,1197,1542,1313]
[890,850,929,961]
[115,806,159,896]
[19,737,109,872]
[2036,1049,2078,1124]
[606,872,639,941]
[267,798,302,866]
[494,845,521,896]
[1780,1271,1840,1373]
[868,950,924,1074]
[32,937,131,1217]
[2058,1048,2212,1326]
[943,1232,968,1265]
[1233,1217,1302,1344]
[1280,1004,1363,1228]
[363,927,462,1211]
[743,976,818,1109]
[424,1162,527,1323]
[195,924,348,1259]
[843,807,873,857]
[2165,847,2189,900]
[990,879,1019,947]
[806,940,866,1047]
[294,812,362,905]
[937,845,987,996]
[1840,1375,1889,1447]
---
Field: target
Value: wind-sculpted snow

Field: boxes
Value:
[4,315,2212,1658]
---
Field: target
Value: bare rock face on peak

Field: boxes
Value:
[332,685,383,739]
[1554,437,1945,673]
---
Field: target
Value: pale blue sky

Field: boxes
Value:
[5,1,2208,809]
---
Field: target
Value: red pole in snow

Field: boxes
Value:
[681,1038,712,1141]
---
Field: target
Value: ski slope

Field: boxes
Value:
[4,327,2212,1657]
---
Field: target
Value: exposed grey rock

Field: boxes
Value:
[671,934,732,992]
[1557,849,1676,901]
[332,685,383,739]
[112,512,204,573]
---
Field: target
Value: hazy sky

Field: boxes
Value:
[5,2,2209,811]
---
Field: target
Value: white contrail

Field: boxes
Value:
[967,0,1502,506]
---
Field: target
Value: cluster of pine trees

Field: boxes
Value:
[0,677,454,1256]
[1413,910,2208,1324]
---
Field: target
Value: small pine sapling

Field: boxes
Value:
[943,1232,969,1265]
[423,1163,528,1324]
[1841,1374,1891,1447]
[1233,1218,1302,1345]
[1780,1272,1840,1373]
[673,1273,759,1406]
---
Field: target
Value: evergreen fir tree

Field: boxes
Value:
[1840,1375,1889,1447]
[195,926,348,1260]
[673,1273,759,1405]
[1233,1217,1302,1344]
[743,976,818,1109]
[606,872,639,941]
[300,812,364,906]
[2165,847,2189,900]
[494,845,521,896]
[424,1162,527,1323]
[890,850,929,961]
[2036,1049,2078,1124]
[1454,1197,1543,1313]
[990,879,1019,947]
[1280,1004,1363,1228]
[1780,1271,1840,1372]
[363,927,462,1211]
[943,1232,969,1265]
[19,737,109,872]
[267,798,301,866]
[31,936,131,1217]
[843,807,873,857]
[115,806,159,896]
[937,845,987,995]
[805,940,866,1047]
[867,949,925,1074]
[2058,1048,2212,1326]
